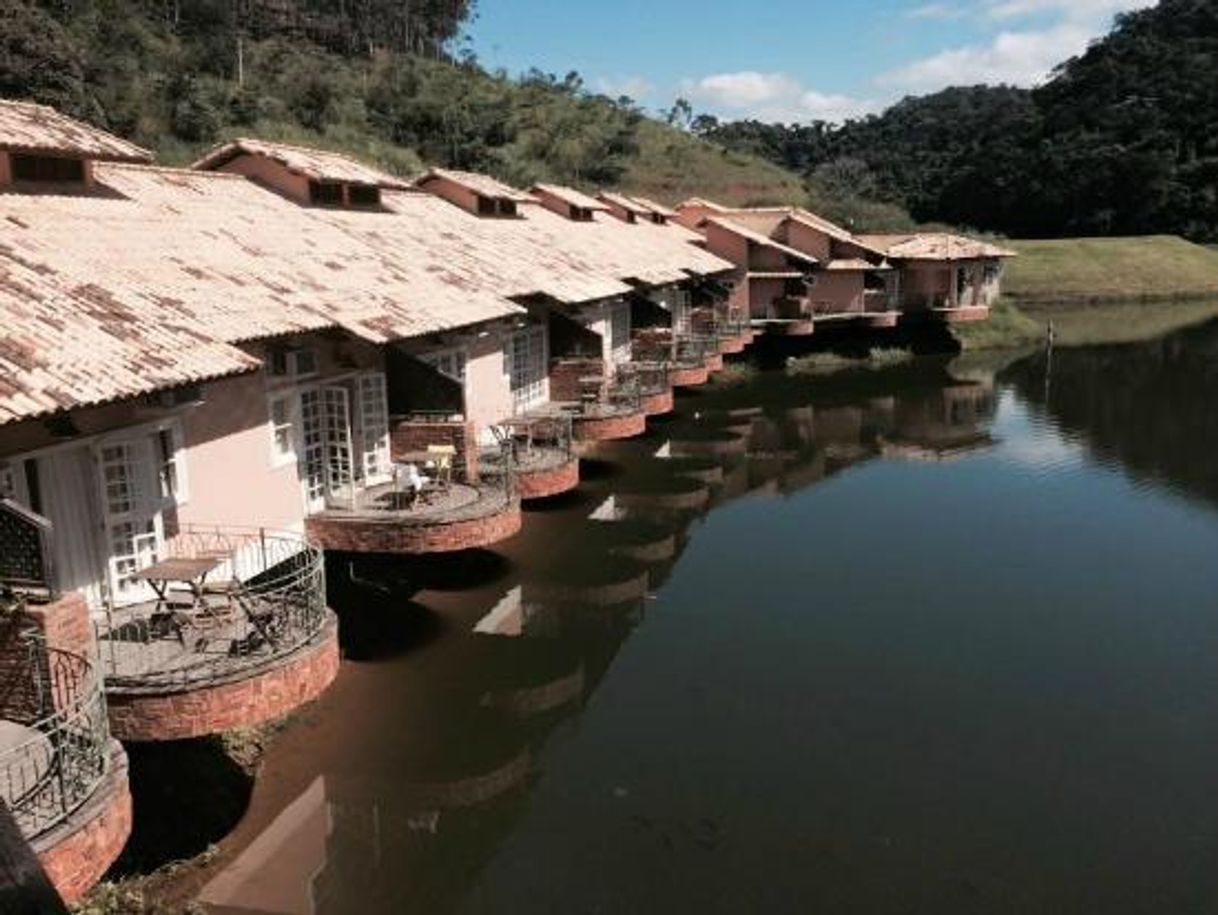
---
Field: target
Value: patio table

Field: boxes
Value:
[131,556,225,644]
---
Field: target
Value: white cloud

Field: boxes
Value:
[906,3,965,20]
[882,0,1153,93]
[681,71,878,124]
[594,75,655,101]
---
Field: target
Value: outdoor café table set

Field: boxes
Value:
[132,554,278,652]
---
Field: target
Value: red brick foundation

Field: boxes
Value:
[306,501,522,554]
[669,364,710,387]
[704,353,725,373]
[105,615,341,742]
[33,740,132,904]
[516,457,580,500]
[767,320,816,336]
[718,333,750,354]
[572,410,647,442]
[640,389,675,416]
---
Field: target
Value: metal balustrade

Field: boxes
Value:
[93,526,329,690]
[0,632,109,840]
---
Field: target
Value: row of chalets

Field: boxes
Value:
[0,98,1014,902]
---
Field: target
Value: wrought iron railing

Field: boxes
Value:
[674,335,718,367]
[616,362,670,399]
[0,500,57,600]
[93,526,329,690]
[0,632,109,839]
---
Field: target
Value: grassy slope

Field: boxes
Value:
[1004,236,1218,304]
[621,121,807,207]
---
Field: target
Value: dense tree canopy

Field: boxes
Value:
[704,0,1218,240]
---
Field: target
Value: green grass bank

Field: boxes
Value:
[1003,236,1218,305]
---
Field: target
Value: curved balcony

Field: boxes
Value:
[616,362,674,417]
[490,416,581,501]
[0,629,131,902]
[94,527,340,741]
[306,468,522,556]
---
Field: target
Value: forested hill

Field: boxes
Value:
[703,0,1218,241]
[0,0,807,208]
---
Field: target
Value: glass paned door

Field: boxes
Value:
[509,328,548,414]
[322,387,354,508]
[96,439,163,605]
[300,389,328,512]
[357,373,391,485]
[609,302,632,366]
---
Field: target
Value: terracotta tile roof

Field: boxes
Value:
[825,258,891,271]
[0,100,152,164]
[191,138,411,188]
[676,197,729,213]
[530,183,609,211]
[629,195,678,219]
[859,233,1017,260]
[0,146,732,423]
[417,168,537,202]
[598,192,652,217]
[0,257,257,425]
[705,217,820,267]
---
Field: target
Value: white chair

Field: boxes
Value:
[394,462,432,507]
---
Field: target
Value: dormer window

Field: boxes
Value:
[309,180,344,206]
[650,213,668,225]
[348,184,381,208]
[476,196,518,217]
[10,153,86,183]
[571,206,594,222]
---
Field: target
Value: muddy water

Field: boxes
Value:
[186,322,1218,915]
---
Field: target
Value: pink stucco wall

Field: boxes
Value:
[176,372,306,533]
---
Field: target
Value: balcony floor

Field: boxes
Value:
[314,481,511,525]
[97,596,292,689]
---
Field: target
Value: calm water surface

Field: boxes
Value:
[191,321,1218,914]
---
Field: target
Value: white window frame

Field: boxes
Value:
[268,392,299,468]
[508,327,549,414]
[421,347,468,386]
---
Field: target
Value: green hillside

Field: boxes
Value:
[1,0,808,207]
[1004,236,1218,304]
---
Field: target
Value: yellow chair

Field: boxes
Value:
[426,444,457,489]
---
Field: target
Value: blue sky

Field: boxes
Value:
[468,0,1153,122]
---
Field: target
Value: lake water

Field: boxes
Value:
[187,320,1218,914]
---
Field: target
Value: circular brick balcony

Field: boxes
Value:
[94,528,341,742]
[717,331,751,354]
[307,483,522,554]
[704,352,725,373]
[514,448,580,501]
[640,388,676,416]
[669,363,711,388]
[571,405,647,442]
[1,626,132,903]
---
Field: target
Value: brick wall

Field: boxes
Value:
[106,616,340,742]
[0,591,93,721]
[549,358,606,404]
[391,420,479,480]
